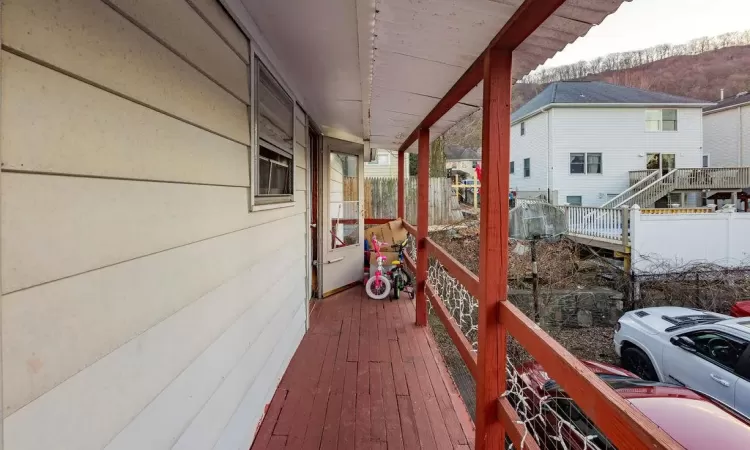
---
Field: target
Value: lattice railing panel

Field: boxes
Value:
[427,258,479,350]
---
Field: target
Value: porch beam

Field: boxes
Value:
[415,128,429,326]
[396,0,566,153]
[476,46,512,450]
[398,150,405,218]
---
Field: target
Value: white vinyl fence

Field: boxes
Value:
[631,207,750,273]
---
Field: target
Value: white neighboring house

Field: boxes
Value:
[509,81,713,207]
[703,91,750,167]
[364,148,408,178]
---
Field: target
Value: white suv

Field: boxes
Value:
[614,306,750,417]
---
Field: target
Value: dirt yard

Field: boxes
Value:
[429,221,620,365]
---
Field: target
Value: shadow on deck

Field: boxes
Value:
[250,287,475,450]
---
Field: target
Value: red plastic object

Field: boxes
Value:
[730,301,750,317]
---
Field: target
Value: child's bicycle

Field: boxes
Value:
[389,238,414,300]
[365,235,392,300]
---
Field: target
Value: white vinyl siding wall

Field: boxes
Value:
[1,1,307,449]
[364,149,406,178]
[510,111,549,197]
[703,105,750,167]
[550,107,703,206]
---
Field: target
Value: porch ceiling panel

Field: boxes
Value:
[225,0,627,151]
[370,0,628,151]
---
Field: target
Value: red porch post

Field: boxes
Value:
[398,150,405,218]
[475,47,512,449]
[415,128,429,326]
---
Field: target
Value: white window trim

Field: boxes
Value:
[645,108,678,132]
[523,158,530,177]
[569,152,603,175]
[249,41,297,211]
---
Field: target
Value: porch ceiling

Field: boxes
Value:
[225,0,628,151]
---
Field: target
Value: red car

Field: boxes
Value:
[511,360,750,449]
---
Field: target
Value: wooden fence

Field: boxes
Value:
[364,177,461,225]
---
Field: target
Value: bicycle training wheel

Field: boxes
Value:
[365,275,392,300]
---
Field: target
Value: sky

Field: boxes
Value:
[538,0,750,69]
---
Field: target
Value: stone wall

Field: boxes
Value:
[509,287,624,328]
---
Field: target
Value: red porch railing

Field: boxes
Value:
[391,0,683,449]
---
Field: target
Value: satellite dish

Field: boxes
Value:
[509,202,567,240]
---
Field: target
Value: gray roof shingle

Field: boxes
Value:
[704,91,750,113]
[511,81,711,123]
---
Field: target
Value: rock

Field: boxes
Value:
[513,243,528,256]
[577,310,593,328]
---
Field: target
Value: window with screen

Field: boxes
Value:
[646,109,678,132]
[510,161,514,174]
[570,153,585,174]
[256,58,294,203]
[523,158,530,177]
[570,153,602,174]
[520,122,526,136]
[587,153,602,174]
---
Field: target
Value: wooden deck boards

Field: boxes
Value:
[250,287,475,450]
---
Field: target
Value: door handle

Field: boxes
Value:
[326,257,344,264]
[710,373,730,387]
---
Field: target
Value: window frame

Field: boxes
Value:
[569,153,585,174]
[510,161,515,174]
[520,121,526,136]
[249,43,297,211]
[645,109,678,132]
[566,196,582,206]
[703,154,710,168]
[569,152,603,174]
[587,153,603,174]
[523,158,530,177]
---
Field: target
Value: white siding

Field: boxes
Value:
[364,148,406,178]
[1,1,308,449]
[550,107,704,206]
[510,112,549,197]
[704,108,742,167]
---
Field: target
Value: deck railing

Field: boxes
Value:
[563,205,628,243]
[402,220,677,450]
[602,170,659,208]
[629,169,657,186]
[620,167,750,208]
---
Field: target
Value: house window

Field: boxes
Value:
[510,161,515,174]
[521,122,526,136]
[330,152,360,249]
[255,58,294,204]
[367,152,390,165]
[703,154,710,168]
[523,158,530,177]
[587,153,602,174]
[570,153,585,174]
[566,196,582,206]
[645,109,678,131]
[570,153,602,174]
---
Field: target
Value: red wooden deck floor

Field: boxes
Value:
[251,287,475,450]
